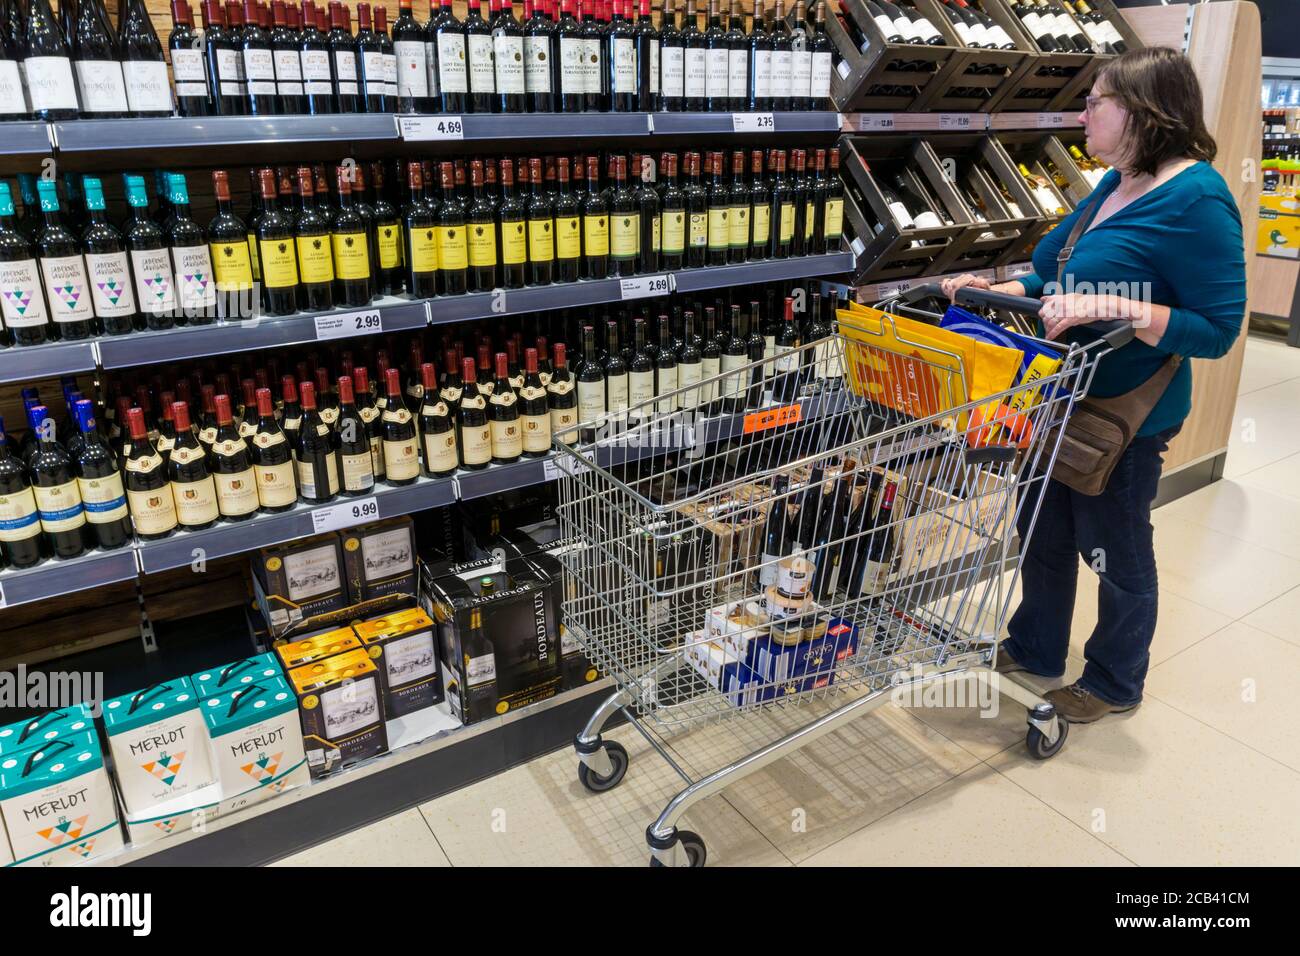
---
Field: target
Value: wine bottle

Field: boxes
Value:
[289,380,336,501]
[452,355,489,469]
[703,150,729,266]
[683,151,708,268]
[281,166,330,310]
[165,173,218,323]
[0,9,28,120]
[631,0,656,111]
[554,0,582,111]
[428,162,467,295]
[580,155,609,280]
[414,362,455,477]
[697,305,720,414]
[110,0,170,117]
[326,0,360,111]
[268,0,305,112]
[163,400,218,529]
[118,406,178,539]
[544,341,576,442]
[203,169,253,318]
[656,153,685,270]
[34,180,94,341]
[846,476,896,599]
[247,168,296,315]
[573,324,606,442]
[507,347,549,458]
[331,166,373,306]
[200,0,243,113]
[24,0,81,120]
[26,403,86,558]
[479,351,519,463]
[787,0,813,111]
[242,385,294,510]
[390,0,427,112]
[658,0,683,111]
[609,155,638,277]
[717,303,747,414]
[168,1,211,116]
[354,1,385,111]
[746,0,771,111]
[236,0,278,113]
[768,0,792,111]
[0,414,42,568]
[370,366,416,483]
[118,175,174,331]
[605,0,634,111]
[207,392,259,520]
[0,183,51,347]
[462,0,494,113]
[297,0,333,111]
[77,176,137,336]
[579,0,603,112]
[680,0,705,111]
[329,374,373,494]
[68,400,130,549]
[519,0,552,112]
[486,0,524,113]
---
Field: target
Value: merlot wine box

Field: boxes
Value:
[101,678,219,816]
[253,533,350,632]
[273,627,362,671]
[119,782,224,848]
[354,607,444,719]
[0,704,96,757]
[341,517,419,604]
[287,649,388,778]
[0,731,124,867]
[191,652,283,700]
[420,552,562,725]
[200,678,309,805]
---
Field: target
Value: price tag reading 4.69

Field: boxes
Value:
[311,496,379,534]
[732,112,775,132]
[399,115,465,140]
[315,310,383,341]
[620,274,673,300]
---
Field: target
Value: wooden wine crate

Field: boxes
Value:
[927,133,1039,272]
[1039,130,1099,206]
[827,0,961,112]
[977,0,1102,113]
[911,0,1031,113]
[991,130,1076,262]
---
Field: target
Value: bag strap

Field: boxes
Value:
[1056,194,1105,290]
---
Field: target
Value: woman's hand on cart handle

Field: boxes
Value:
[939,274,993,300]
[1041,292,1152,349]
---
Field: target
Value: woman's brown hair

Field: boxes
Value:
[1097,47,1217,177]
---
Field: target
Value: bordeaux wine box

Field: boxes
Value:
[340,516,419,604]
[420,550,562,725]
[253,533,351,632]
[0,731,124,867]
[287,648,389,778]
[274,628,363,671]
[354,607,444,719]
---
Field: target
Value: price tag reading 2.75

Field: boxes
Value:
[732,112,775,132]
[619,274,674,300]
[315,310,383,341]
[311,496,379,534]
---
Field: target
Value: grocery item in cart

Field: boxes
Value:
[678,485,771,600]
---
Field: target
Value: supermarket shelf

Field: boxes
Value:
[455,455,551,501]
[398,111,841,142]
[844,112,1082,133]
[986,112,1083,131]
[96,297,429,370]
[676,251,853,293]
[853,262,1032,304]
[135,475,456,574]
[0,338,98,384]
[50,114,401,153]
[0,548,139,610]
[650,111,844,134]
[0,121,55,156]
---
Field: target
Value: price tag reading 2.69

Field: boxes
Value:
[311,496,379,534]
[620,274,673,300]
[315,310,383,341]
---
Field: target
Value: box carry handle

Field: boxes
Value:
[128,682,175,714]
[218,659,259,686]
[18,708,75,745]
[227,683,270,718]
[22,738,76,778]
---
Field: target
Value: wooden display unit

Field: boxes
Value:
[827,0,960,112]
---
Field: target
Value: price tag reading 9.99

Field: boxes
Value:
[311,496,379,534]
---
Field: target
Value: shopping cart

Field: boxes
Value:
[553,285,1135,866]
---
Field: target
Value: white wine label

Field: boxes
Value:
[243,48,276,97]
[340,451,375,490]
[274,48,304,86]
[0,259,49,327]
[753,49,772,99]
[423,429,459,472]
[85,251,137,318]
[727,47,747,99]
[78,473,128,524]
[521,413,550,453]
[396,40,429,97]
[581,36,601,94]
[770,49,792,95]
[677,361,702,410]
[33,480,85,533]
[171,244,217,311]
[494,34,525,94]
[24,55,78,111]
[523,35,551,93]
[215,48,243,91]
[76,58,130,113]
[560,36,584,95]
[40,255,93,322]
[649,40,658,94]
[254,460,297,507]
[705,47,728,99]
[655,365,677,415]
[126,485,178,535]
[124,60,172,112]
[628,369,655,414]
[659,44,684,97]
[467,34,495,93]
[384,436,420,479]
[215,468,259,516]
[301,48,332,96]
[577,379,605,426]
[810,51,832,99]
[791,50,812,98]
[606,374,629,418]
[0,488,40,543]
[173,476,219,526]
[614,37,636,94]
[0,60,26,115]
[461,423,492,465]
[438,31,468,92]
[363,50,387,94]
[550,405,577,443]
[684,47,706,98]
[334,50,359,95]
[465,652,496,686]
[490,418,523,458]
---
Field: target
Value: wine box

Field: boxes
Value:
[101,677,219,816]
[0,731,124,867]
[200,678,309,805]
[0,704,95,757]
[287,649,389,778]
[191,652,283,699]
[253,533,351,631]
[826,0,961,112]
[354,607,445,719]
[340,516,419,604]
[273,627,363,669]
[892,459,1014,580]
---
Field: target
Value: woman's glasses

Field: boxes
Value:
[1084,92,1115,113]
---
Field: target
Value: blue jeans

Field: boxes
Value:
[1003,425,1180,707]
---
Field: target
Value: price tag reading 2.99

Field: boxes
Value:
[311,496,379,534]
[315,310,383,341]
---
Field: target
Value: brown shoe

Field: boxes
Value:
[994,647,1027,675]
[1044,683,1140,723]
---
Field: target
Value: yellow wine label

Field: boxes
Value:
[689,212,708,249]
[33,481,85,534]
[707,207,729,250]
[215,468,260,517]
[779,203,795,243]
[662,210,685,253]
[730,204,749,248]
[528,218,555,263]
[555,216,581,260]
[438,225,468,271]
[409,225,440,273]
[77,473,128,524]
[126,485,178,535]
[611,213,638,259]
[332,231,371,280]
[468,221,498,267]
[423,429,459,473]
[521,413,550,453]
[255,460,298,508]
[383,437,420,480]
[377,223,401,268]
[210,240,255,291]
[461,424,492,465]
[0,488,39,543]
[296,234,334,284]
[823,197,843,238]
[340,451,375,490]
[246,233,261,282]
[490,418,523,458]
[173,476,219,526]
[805,201,816,240]
[583,214,609,257]
[752,204,771,245]
[501,219,528,264]
[259,237,298,289]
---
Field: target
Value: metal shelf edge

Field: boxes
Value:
[51,114,401,152]
[0,340,98,384]
[0,548,140,609]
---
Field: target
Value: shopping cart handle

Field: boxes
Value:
[906,283,1137,349]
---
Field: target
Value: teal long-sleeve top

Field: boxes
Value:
[1019,161,1246,437]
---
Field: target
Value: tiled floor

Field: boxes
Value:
[279,334,1300,868]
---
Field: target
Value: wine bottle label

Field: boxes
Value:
[198,425,219,446]
[773,344,800,373]
[274,48,305,94]
[296,234,334,284]
[522,35,551,93]
[720,351,748,399]
[706,206,729,250]
[215,48,243,95]
[810,51,832,99]
[172,47,208,84]
[254,459,297,507]
[805,200,816,240]
[815,337,843,380]
[210,240,255,291]
[705,47,729,99]
[258,236,298,289]
[73,58,129,113]
[677,360,702,409]
[395,40,429,97]
[363,50,387,95]
[560,36,584,95]
[1101,19,1126,47]
[40,255,93,323]
[753,49,772,99]
[759,551,781,587]
[246,233,261,280]
[478,381,493,397]
[328,231,368,279]
[320,407,342,428]
[334,49,359,96]
[467,34,495,93]
[436,31,468,93]
[213,467,259,516]
[122,60,173,112]
[83,251,137,319]
[577,379,605,426]
[32,480,84,533]
[611,213,638,259]
[583,215,609,256]
[239,420,257,440]
[550,403,577,442]
[911,15,943,43]
[302,49,333,94]
[465,651,496,686]
[295,454,339,498]
[699,355,720,402]
[688,212,708,249]
[728,204,749,248]
[791,49,812,97]
[384,51,398,94]
[660,44,684,97]
[886,199,915,230]
[538,370,552,387]
[171,474,218,525]
[494,34,525,94]
[528,218,555,262]
[581,37,601,95]
[127,247,176,318]
[987,23,1017,46]
[461,422,492,465]
[606,373,629,418]
[127,481,178,534]
[661,210,685,254]
[520,411,550,452]
[0,488,40,542]
[171,244,218,311]
[721,47,746,99]
[655,364,677,414]
[0,259,49,327]
[550,216,578,260]
[336,451,372,491]
[823,197,844,238]
[0,59,25,114]
[779,202,796,242]
[408,225,439,273]
[684,47,707,98]
[771,49,793,94]
[438,225,468,271]
[490,417,523,458]
[375,223,400,269]
[417,426,454,472]
[628,368,655,413]
[243,48,277,95]
[858,557,889,596]
[612,36,636,94]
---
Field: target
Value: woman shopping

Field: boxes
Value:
[942,47,1247,723]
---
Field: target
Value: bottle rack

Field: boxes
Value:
[828,0,960,112]
[993,128,1079,258]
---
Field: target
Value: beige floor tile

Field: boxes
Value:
[1160,479,1300,561]
[1237,335,1300,396]
[1223,377,1300,479]
[901,687,1035,762]
[988,697,1300,865]
[1241,584,1300,647]
[1146,622,1300,772]
[418,724,790,867]
[1236,451,1300,503]
[800,764,1132,867]
[1148,514,1300,619]
[270,807,450,867]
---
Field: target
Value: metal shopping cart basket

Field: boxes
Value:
[552,284,1135,866]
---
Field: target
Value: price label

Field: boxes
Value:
[543,455,591,482]
[619,273,674,300]
[311,496,379,534]
[876,279,912,300]
[1004,263,1033,278]
[939,113,974,131]
[732,112,775,132]
[1035,112,1066,128]
[315,309,383,340]
[858,114,895,131]
[399,115,464,140]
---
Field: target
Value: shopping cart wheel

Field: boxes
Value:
[648,829,707,868]
[1025,715,1069,760]
[577,740,629,792]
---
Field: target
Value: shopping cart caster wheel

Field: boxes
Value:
[577,740,628,793]
[1026,716,1069,760]
[648,829,707,868]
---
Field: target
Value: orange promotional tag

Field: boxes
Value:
[743,404,802,434]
